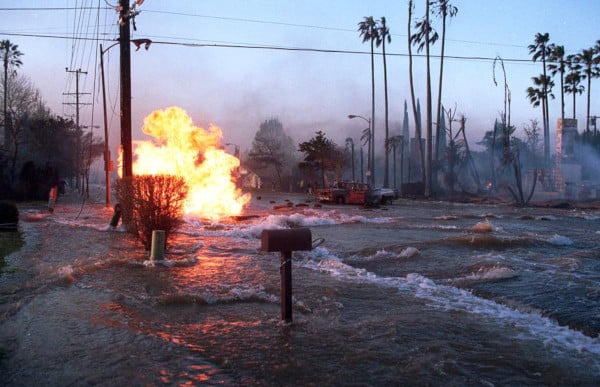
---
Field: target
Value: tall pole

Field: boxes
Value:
[119,0,133,178]
[351,141,355,182]
[100,44,111,207]
[64,68,89,191]
[360,146,364,184]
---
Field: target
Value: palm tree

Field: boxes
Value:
[376,17,392,188]
[564,54,585,119]
[358,16,378,186]
[345,137,355,181]
[576,47,600,134]
[386,135,403,190]
[527,75,555,159]
[407,0,425,187]
[528,33,551,162]
[411,5,438,198]
[1,40,23,147]
[431,0,458,166]
[547,44,566,122]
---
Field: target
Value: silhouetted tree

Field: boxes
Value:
[528,33,551,161]
[526,75,555,162]
[1,40,23,149]
[410,2,439,197]
[298,130,340,188]
[548,44,566,122]
[248,118,295,190]
[358,16,378,185]
[407,0,425,185]
[564,54,585,119]
[575,46,600,134]
[376,16,392,187]
[431,0,458,168]
[386,135,403,191]
[345,137,355,181]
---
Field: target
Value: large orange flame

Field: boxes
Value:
[127,107,250,220]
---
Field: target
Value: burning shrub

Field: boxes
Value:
[115,175,188,250]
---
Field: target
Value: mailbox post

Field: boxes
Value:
[260,228,312,322]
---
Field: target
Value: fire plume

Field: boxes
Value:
[129,107,250,220]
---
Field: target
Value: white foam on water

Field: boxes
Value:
[143,257,197,267]
[547,234,574,246]
[449,265,518,285]
[297,247,600,358]
[182,210,396,240]
[398,246,420,258]
[201,285,278,305]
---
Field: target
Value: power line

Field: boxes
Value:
[0,6,529,50]
[0,31,537,65]
[0,7,111,11]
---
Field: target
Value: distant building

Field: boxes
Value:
[239,165,261,190]
[554,119,582,196]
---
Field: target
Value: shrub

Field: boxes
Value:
[0,201,19,230]
[115,175,188,250]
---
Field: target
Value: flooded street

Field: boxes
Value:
[1,192,599,385]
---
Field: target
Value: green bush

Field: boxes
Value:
[115,175,188,251]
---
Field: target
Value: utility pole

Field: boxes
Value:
[100,44,113,207]
[119,0,133,178]
[64,68,90,191]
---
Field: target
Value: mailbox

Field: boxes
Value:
[260,227,313,323]
[260,228,312,252]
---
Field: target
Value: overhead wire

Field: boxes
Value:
[0,5,530,51]
[0,31,538,65]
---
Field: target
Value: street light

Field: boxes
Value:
[99,42,118,207]
[99,39,151,207]
[348,114,373,186]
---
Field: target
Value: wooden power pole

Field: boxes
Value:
[119,0,133,178]
[64,68,90,191]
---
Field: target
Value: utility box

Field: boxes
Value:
[261,228,312,252]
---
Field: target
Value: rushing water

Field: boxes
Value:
[1,193,599,385]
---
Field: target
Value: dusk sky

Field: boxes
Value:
[1,0,599,157]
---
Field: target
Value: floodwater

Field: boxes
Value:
[1,192,599,385]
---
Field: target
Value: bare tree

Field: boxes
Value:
[4,74,43,180]
[248,118,296,190]
[1,40,23,149]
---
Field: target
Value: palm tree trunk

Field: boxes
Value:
[3,49,8,148]
[435,13,447,167]
[407,0,425,187]
[586,73,591,133]
[572,89,576,119]
[560,65,565,122]
[425,0,433,198]
[491,121,497,189]
[370,39,375,186]
[542,54,549,163]
[383,39,389,188]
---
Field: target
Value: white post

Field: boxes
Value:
[150,230,165,262]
